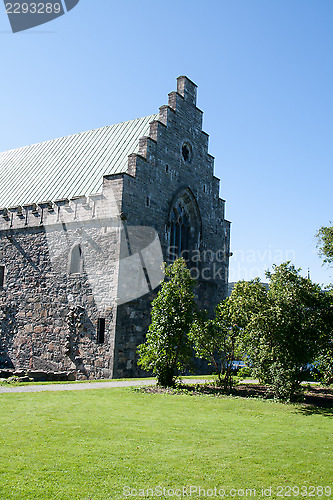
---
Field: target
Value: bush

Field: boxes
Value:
[237,367,253,379]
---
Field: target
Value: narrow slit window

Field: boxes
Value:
[69,244,83,274]
[0,266,4,288]
[97,318,105,344]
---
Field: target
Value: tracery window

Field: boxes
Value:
[168,189,201,262]
[170,204,190,259]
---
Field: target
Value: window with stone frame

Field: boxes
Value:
[0,265,4,288]
[168,188,201,263]
[170,204,190,259]
[69,244,83,274]
[97,318,105,344]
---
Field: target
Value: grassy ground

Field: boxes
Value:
[0,388,332,500]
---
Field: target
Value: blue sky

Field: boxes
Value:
[1,0,332,286]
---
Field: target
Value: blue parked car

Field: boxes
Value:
[231,360,246,370]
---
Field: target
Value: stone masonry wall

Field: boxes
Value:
[112,76,231,378]
[0,76,231,379]
[0,180,124,378]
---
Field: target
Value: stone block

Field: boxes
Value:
[27,370,48,381]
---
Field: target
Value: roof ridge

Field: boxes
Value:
[0,113,159,155]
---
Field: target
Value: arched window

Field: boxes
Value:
[69,244,83,274]
[168,188,201,262]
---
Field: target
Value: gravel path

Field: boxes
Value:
[0,378,210,394]
[0,379,155,394]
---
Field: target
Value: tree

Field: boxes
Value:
[313,287,333,385]
[315,343,333,386]
[189,290,258,390]
[189,279,267,391]
[265,264,329,398]
[189,306,240,390]
[229,264,333,400]
[315,223,333,382]
[137,258,197,387]
[316,224,333,267]
[227,278,271,384]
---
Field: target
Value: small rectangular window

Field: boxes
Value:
[97,318,105,344]
[0,266,4,288]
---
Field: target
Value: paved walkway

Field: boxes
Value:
[0,379,155,394]
[0,378,210,394]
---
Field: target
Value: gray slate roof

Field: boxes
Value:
[0,114,159,208]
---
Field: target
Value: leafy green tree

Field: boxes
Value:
[315,346,333,386]
[316,224,333,266]
[229,264,333,399]
[189,280,267,391]
[314,287,333,385]
[189,315,222,383]
[189,307,240,390]
[137,258,197,387]
[265,263,332,397]
[227,278,271,383]
[189,293,254,390]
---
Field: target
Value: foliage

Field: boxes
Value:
[237,366,253,379]
[229,263,333,400]
[313,288,333,385]
[227,279,269,375]
[314,351,333,386]
[189,314,223,384]
[316,224,333,266]
[189,304,242,390]
[137,258,197,387]
[227,278,268,330]
[265,263,333,397]
[189,280,266,390]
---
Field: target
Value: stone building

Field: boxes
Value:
[0,76,231,379]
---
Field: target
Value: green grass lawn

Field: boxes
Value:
[0,388,332,500]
